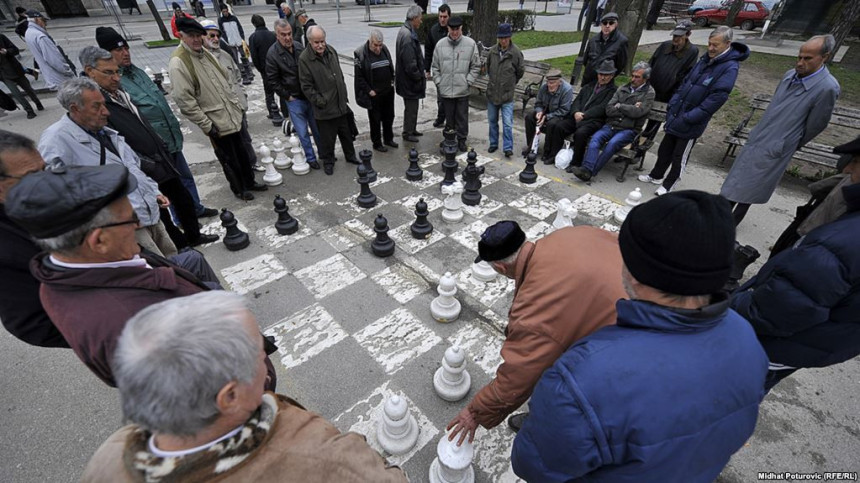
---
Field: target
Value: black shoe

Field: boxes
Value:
[508,412,529,432]
[26,111,36,119]
[235,191,254,201]
[308,161,321,170]
[488,146,498,153]
[433,119,445,128]
[250,182,268,192]
[189,233,220,246]
[323,164,334,175]
[345,157,361,165]
[521,147,530,157]
[458,140,467,153]
[541,155,554,165]
[403,134,419,143]
[412,131,424,137]
[504,150,513,158]
[197,207,219,218]
[384,140,399,148]
[373,144,388,153]
[572,166,592,182]
[35,103,44,111]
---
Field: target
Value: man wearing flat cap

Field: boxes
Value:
[446,221,626,443]
[5,164,278,391]
[23,10,75,91]
[432,15,481,153]
[485,23,523,158]
[731,136,860,392]
[581,12,628,87]
[522,68,573,162]
[512,191,768,481]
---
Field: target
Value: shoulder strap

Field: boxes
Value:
[172,47,199,93]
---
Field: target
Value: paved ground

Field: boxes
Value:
[0,2,858,482]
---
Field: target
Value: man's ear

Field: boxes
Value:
[84,228,109,255]
[215,380,240,414]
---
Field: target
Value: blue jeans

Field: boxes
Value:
[171,151,205,214]
[487,101,514,152]
[287,98,321,163]
[582,125,636,175]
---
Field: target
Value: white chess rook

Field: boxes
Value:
[552,198,578,229]
[259,144,283,186]
[429,431,475,483]
[431,272,461,322]
[471,260,497,283]
[433,346,471,402]
[289,132,309,175]
[272,136,292,169]
[614,187,642,223]
[441,181,464,223]
[377,395,419,456]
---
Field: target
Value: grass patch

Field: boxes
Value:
[369,21,402,28]
[535,12,563,16]
[143,39,180,48]
[542,49,650,84]
[512,30,583,50]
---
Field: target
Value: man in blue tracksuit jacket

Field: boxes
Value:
[512,191,768,482]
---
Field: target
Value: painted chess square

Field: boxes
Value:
[455,267,515,310]
[573,193,623,220]
[509,192,559,220]
[294,253,367,299]
[263,303,349,370]
[502,171,552,189]
[352,307,442,375]
[370,264,431,305]
[220,254,289,295]
[387,222,446,255]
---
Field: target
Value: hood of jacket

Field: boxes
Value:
[704,41,749,67]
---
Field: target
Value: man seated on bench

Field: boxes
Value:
[542,59,617,167]
[572,61,654,182]
[522,68,573,162]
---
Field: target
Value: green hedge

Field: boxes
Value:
[418,9,537,44]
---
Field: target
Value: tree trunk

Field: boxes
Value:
[146,0,171,42]
[830,0,860,62]
[725,0,745,28]
[614,0,650,74]
[471,0,499,49]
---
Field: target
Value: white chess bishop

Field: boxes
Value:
[377,395,419,456]
[433,346,471,402]
[441,182,464,223]
[431,272,461,322]
[429,431,475,483]
[552,198,578,229]
[614,188,642,223]
[259,144,283,186]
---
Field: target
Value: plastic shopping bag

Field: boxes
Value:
[555,140,573,170]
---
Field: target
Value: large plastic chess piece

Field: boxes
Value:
[552,198,578,230]
[220,208,250,251]
[519,152,538,184]
[272,136,292,170]
[289,132,309,175]
[405,148,423,181]
[460,149,484,206]
[411,198,433,239]
[429,432,475,483]
[259,144,283,186]
[273,195,299,235]
[431,272,461,322]
[377,395,419,456]
[356,164,378,208]
[433,345,470,401]
[359,149,377,183]
[371,213,395,257]
[614,187,642,223]
[441,181,464,223]
[441,129,459,185]
[471,260,497,282]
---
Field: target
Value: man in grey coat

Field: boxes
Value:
[485,23,524,158]
[396,5,426,143]
[432,16,480,153]
[23,10,74,91]
[720,35,840,225]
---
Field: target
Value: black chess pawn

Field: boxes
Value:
[220,208,250,251]
[405,148,423,181]
[371,213,396,257]
[410,198,434,239]
[519,152,538,184]
[461,149,484,206]
[273,195,299,235]
[359,149,377,183]
[356,163,378,208]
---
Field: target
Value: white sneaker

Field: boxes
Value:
[655,186,668,196]
[638,174,663,185]
[252,163,265,172]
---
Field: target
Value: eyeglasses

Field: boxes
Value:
[95,68,121,78]
[601,20,616,26]
[207,33,221,39]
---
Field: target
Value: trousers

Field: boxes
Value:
[210,131,257,194]
[442,96,469,141]
[369,89,395,145]
[648,133,697,191]
[317,114,356,165]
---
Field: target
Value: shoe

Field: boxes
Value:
[373,144,388,153]
[197,207,219,218]
[541,155,553,165]
[655,186,668,196]
[403,134,419,143]
[487,146,498,153]
[249,182,269,192]
[323,164,333,175]
[35,103,44,111]
[252,163,265,172]
[345,157,361,165]
[26,111,36,119]
[433,119,445,128]
[521,147,530,156]
[189,233,219,246]
[412,131,424,137]
[235,191,254,201]
[308,161,321,170]
[458,141,467,153]
[384,140,399,148]
[572,166,592,182]
[638,174,663,185]
[508,412,529,432]
[504,150,513,158]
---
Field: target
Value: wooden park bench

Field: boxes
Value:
[471,41,551,112]
[721,93,860,171]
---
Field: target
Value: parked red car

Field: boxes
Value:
[693,0,769,30]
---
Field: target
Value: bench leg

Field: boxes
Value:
[720,144,736,167]
[616,158,631,183]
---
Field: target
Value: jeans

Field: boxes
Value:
[287,98,321,163]
[582,125,636,176]
[487,101,514,152]
[171,151,205,214]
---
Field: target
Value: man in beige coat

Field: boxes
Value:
[168,16,266,201]
[447,221,626,443]
[82,291,407,482]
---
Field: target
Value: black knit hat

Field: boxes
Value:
[96,27,128,52]
[619,190,735,295]
[475,221,526,264]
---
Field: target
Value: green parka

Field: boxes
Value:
[485,42,524,105]
[120,64,183,154]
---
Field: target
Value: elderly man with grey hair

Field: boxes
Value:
[81,291,408,482]
[355,29,397,152]
[38,77,176,256]
[396,5,426,143]
[572,61,655,182]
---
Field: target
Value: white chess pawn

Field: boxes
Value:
[272,136,292,169]
[552,198,578,230]
[433,346,471,402]
[441,181,464,223]
[144,66,154,80]
[471,260,497,283]
[377,395,419,456]
[429,431,475,483]
[614,187,642,223]
[259,144,283,186]
[160,68,171,88]
[431,272,461,323]
[289,132,309,175]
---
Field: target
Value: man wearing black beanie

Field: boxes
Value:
[512,190,769,482]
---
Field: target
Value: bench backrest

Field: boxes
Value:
[750,93,860,130]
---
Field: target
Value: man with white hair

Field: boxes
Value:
[81,291,408,482]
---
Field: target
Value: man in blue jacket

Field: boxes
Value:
[512,190,768,483]
[639,26,748,196]
[731,137,860,392]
